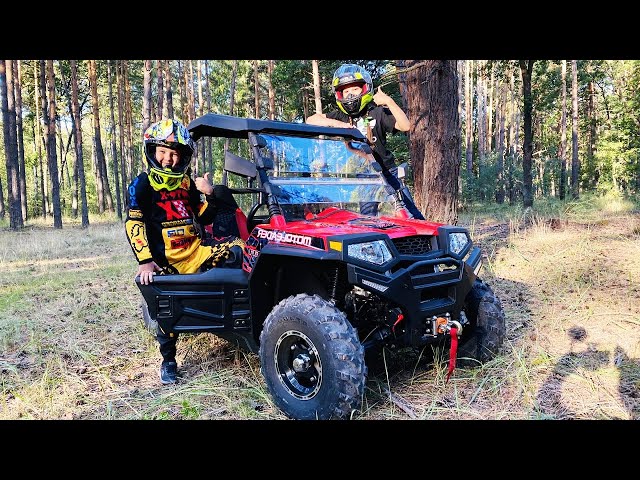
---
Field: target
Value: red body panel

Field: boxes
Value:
[257,209,443,250]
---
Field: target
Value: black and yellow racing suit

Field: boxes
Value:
[125,172,245,363]
[125,172,244,274]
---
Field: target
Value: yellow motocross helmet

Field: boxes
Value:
[144,119,195,191]
[332,64,374,117]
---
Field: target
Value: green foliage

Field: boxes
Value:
[2,58,640,225]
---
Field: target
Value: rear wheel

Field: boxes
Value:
[259,294,366,420]
[457,278,506,366]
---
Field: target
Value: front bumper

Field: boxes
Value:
[346,246,482,346]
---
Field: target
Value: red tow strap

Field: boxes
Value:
[446,327,458,383]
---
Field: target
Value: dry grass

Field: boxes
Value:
[1,197,638,421]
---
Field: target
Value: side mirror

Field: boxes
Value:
[348,140,373,155]
[250,135,267,149]
[396,162,408,180]
[224,151,257,179]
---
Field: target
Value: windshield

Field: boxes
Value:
[260,133,398,220]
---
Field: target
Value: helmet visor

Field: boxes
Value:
[335,81,369,102]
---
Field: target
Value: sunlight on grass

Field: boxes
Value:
[1,196,638,420]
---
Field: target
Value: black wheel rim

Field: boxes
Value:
[274,330,322,400]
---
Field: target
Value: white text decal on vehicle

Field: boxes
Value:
[255,228,313,247]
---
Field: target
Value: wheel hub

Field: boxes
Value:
[274,330,322,400]
[292,353,311,372]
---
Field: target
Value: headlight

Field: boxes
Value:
[347,240,392,265]
[449,232,469,256]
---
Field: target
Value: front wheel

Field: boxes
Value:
[457,278,506,366]
[259,294,366,420]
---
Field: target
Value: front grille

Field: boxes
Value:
[392,236,432,256]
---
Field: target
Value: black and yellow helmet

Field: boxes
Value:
[332,64,374,117]
[143,119,195,191]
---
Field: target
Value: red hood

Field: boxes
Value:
[258,209,443,243]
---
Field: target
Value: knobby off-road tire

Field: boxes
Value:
[140,301,159,336]
[457,278,506,366]
[259,293,366,420]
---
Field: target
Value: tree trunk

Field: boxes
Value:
[507,68,517,205]
[268,60,276,120]
[222,60,238,184]
[188,60,196,123]
[107,60,121,220]
[401,60,461,224]
[14,60,27,221]
[36,60,47,218]
[205,60,213,173]
[156,60,164,122]
[0,175,4,219]
[519,60,535,208]
[70,60,90,228]
[1,60,23,228]
[177,60,187,123]
[197,59,204,173]
[116,60,128,206]
[477,61,486,170]
[571,60,580,199]
[488,61,494,152]
[253,60,260,118]
[88,60,113,213]
[496,81,506,204]
[465,60,473,173]
[142,59,152,133]
[587,79,598,188]
[45,60,62,228]
[559,60,567,200]
[312,60,322,116]
[124,61,136,179]
[164,60,174,119]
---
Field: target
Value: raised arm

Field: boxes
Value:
[372,87,410,132]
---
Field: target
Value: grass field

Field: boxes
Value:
[1,192,638,420]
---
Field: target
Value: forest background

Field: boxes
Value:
[0,59,638,421]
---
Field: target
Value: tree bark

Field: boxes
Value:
[88,60,113,213]
[142,59,152,133]
[14,60,27,221]
[559,60,567,200]
[70,60,90,228]
[124,61,136,180]
[1,60,23,228]
[465,60,474,173]
[519,60,535,208]
[401,60,461,224]
[496,81,506,204]
[312,60,322,116]
[107,60,121,219]
[205,59,213,173]
[222,60,238,184]
[571,60,580,199]
[587,79,598,188]
[268,60,276,120]
[254,60,260,118]
[156,60,164,123]
[116,60,128,206]
[197,59,204,173]
[37,60,48,217]
[45,60,62,228]
[177,60,187,123]
[164,60,174,119]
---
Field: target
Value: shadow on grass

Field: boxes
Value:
[534,326,639,419]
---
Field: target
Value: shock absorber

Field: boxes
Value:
[328,266,344,305]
